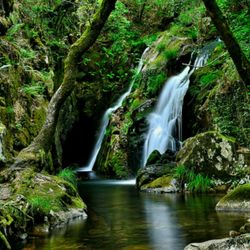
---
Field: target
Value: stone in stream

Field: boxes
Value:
[216,183,250,212]
[184,233,250,250]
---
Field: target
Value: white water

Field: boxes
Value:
[142,53,209,166]
[78,48,149,172]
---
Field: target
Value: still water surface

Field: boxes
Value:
[19,179,248,250]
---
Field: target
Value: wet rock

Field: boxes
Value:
[216,183,250,211]
[136,162,176,190]
[184,233,250,250]
[240,223,250,234]
[146,150,161,165]
[176,131,250,182]
[140,176,178,193]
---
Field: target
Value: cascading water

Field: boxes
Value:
[142,51,209,167]
[78,48,149,172]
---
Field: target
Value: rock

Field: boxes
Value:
[140,176,178,193]
[229,230,240,238]
[146,150,161,165]
[176,131,250,183]
[184,233,250,250]
[136,163,177,191]
[216,183,250,211]
[240,223,250,234]
[0,167,87,246]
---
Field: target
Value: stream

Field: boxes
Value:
[18,178,248,250]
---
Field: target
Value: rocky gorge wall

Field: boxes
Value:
[95,8,250,192]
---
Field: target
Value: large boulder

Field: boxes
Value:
[216,183,250,211]
[176,131,250,182]
[0,168,86,248]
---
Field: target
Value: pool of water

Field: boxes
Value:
[17,179,249,250]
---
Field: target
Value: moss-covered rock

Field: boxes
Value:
[140,175,178,193]
[0,167,87,248]
[187,43,250,148]
[176,131,250,182]
[136,163,176,190]
[216,183,250,211]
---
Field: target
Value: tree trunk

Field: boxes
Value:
[14,0,117,168]
[202,0,250,85]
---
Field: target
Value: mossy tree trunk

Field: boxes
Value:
[14,0,117,169]
[202,0,250,85]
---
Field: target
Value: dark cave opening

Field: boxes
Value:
[182,87,199,141]
[62,115,98,168]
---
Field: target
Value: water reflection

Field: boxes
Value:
[143,196,184,250]
[17,180,249,250]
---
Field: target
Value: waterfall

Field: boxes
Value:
[142,52,209,166]
[78,48,149,172]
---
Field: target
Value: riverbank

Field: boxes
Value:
[0,167,86,249]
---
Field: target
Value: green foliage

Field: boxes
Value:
[20,48,36,59]
[130,99,141,110]
[6,23,24,41]
[156,43,166,53]
[199,71,219,86]
[121,118,133,135]
[174,165,186,179]
[178,11,193,26]
[163,48,178,60]
[188,174,212,193]
[174,165,212,193]
[22,83,45,96]
[30,196,53,215]
[58,168,77,188]
[217,0,250,57]
[146,71,167,97]
[5,106,14,114]
[109,150,129,178]
[142,33,159,46]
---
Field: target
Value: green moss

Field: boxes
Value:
[220,184,250,203]
[162,48,179,60]
[199,71,220,86]
[144,175,172,188]
[146,71,167,97]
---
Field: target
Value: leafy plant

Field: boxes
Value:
[20,48,36,59]
[6,106,14,114]
[58,168,77,188]
[188,174,212,192]
[163,48,178,60]
[6,23,24,41]
[146,72,167,97]
[156,43,166,53]
[199,71,219,86]
[22,83,45,96]
[174,165,212,193]
[30,197,53,215]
